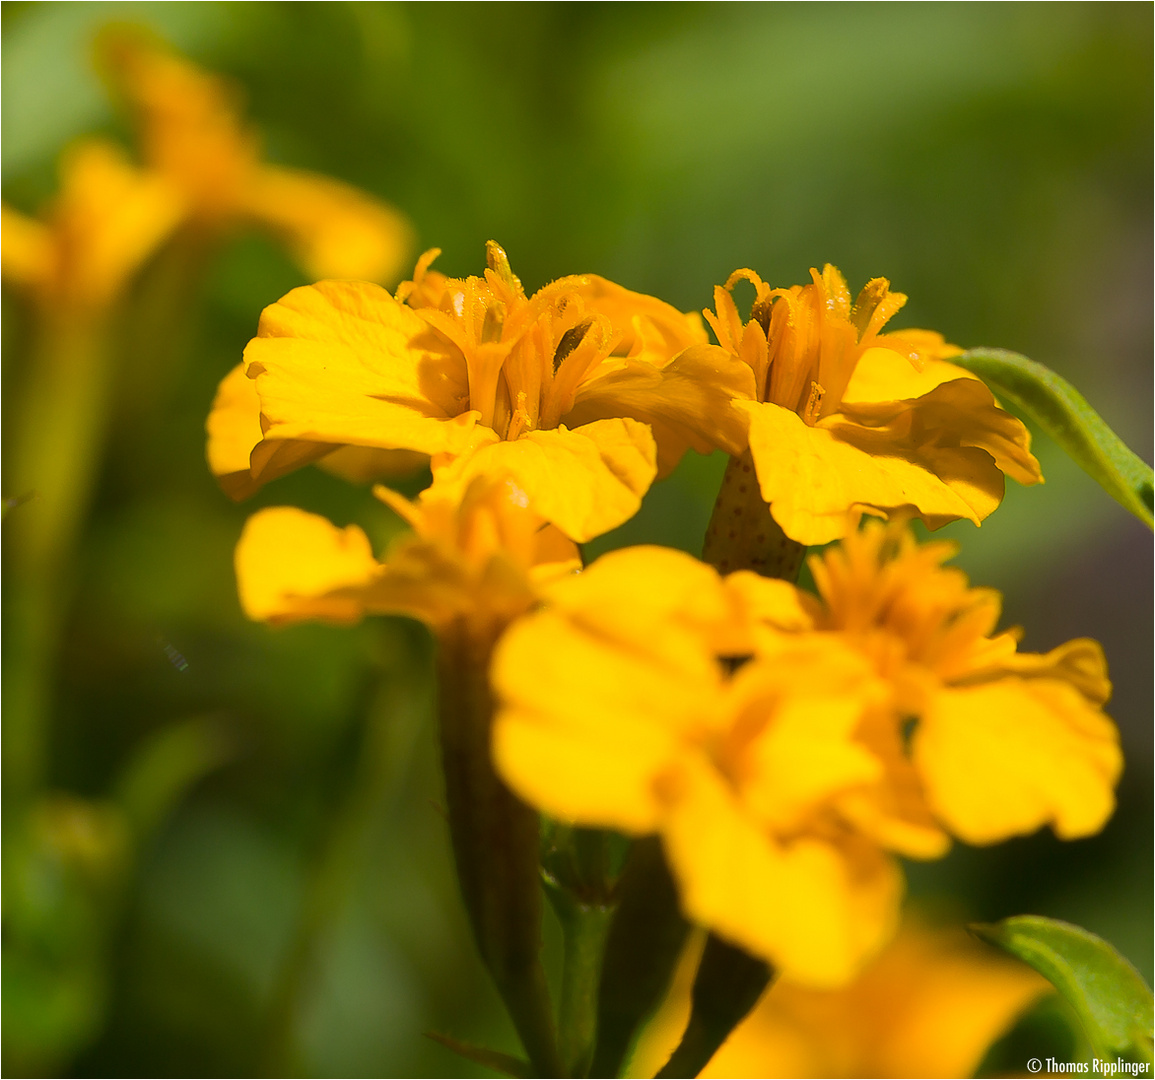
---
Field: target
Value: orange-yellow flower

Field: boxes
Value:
[705,267,1043,546]
[210,243,753,540]
[632,918,1050,1079]
[235,473,579,635]
[100,30,413,283]
[491,524,1120,985]
[1,140,183,313]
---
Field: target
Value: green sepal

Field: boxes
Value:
[425,1032,533,1078]
[952,348,1153,528]
[970,915,1154,1064]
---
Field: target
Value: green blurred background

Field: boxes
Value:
[2,2,1150,1076]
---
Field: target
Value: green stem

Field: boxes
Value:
[556,900,614,1078]
[701,450,805,579]
[436,617,563,1078]
[590,837,689,1080]
[4,313,115,802]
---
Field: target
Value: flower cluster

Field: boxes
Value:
[492,520,1120,986]
[219,243,1126,1076]
[2,34,410,316]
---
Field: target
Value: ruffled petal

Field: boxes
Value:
[541,545,736,663]
[244,279,482,457]
[492,609,715,832]
[432,419,657,542]
[660,756,902,987]
[915,679,1122,844]
[241,164,413,284]
[206,363,265,498]
[741,400,1000,546]
[567,343,755,474]
[837,375,1042,488]
[842,345,976,404]
[236,506,379,625]
[574,274,708,363]
[987,638,1112,706]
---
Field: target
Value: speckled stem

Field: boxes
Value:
[701,450,805,580]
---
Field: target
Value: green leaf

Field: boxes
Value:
[952,348,1153,528]
[970,915,1154,1064]
[424,1032,533,1078]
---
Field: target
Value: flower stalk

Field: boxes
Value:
[435,616,563,1077]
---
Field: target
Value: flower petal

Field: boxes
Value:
[1,204,53,289]
[241,165,413,284]
[492,609,712,832]
[432,419,657,542]
[567,344,755,474]
[206,363,264,497]
[915,679,1122,844]
[838,375,1042,488]
[841,343,971,404]
[660,756,902,987]
[236,506,379,625]
[244,279,480,457]
[741,400,1000,546]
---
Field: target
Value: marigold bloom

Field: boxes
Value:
[491,524,1120,985]
[1,140,183,313]
[235,473,579,635]
[632,919,1049,1079]
[210,243,753,540]
[705,267,1043,546]
[100,30,412,283]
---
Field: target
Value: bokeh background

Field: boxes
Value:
[2,2,1150,1076]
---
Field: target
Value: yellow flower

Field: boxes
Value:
[210,242,754,540]
[491,524,1120,985]
[1,140,183,313]
[632,918,1050,1079]
[705,267,1043,546]
[100,30,413,283]
[235,473,579,635]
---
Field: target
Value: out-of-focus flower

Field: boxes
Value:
[1,141,183,314]
[491,523,1120,985]
[705,267,1043,546]
[235,472,580,635]
[99,28,413,283]
[210,242,753,539]
[631,919,1050,1079]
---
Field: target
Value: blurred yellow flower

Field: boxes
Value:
[491,523,1120,985]
[235,473,579,635]
[101,29,413,283]
[1,140,183,313]
[705,267,1043,546]
[210,242,753,540]
[632,919,1050,1079]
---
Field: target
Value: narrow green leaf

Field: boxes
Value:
[970,915,1154,1064]
[424,1032,533,1078]
[952,348,1153,528]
